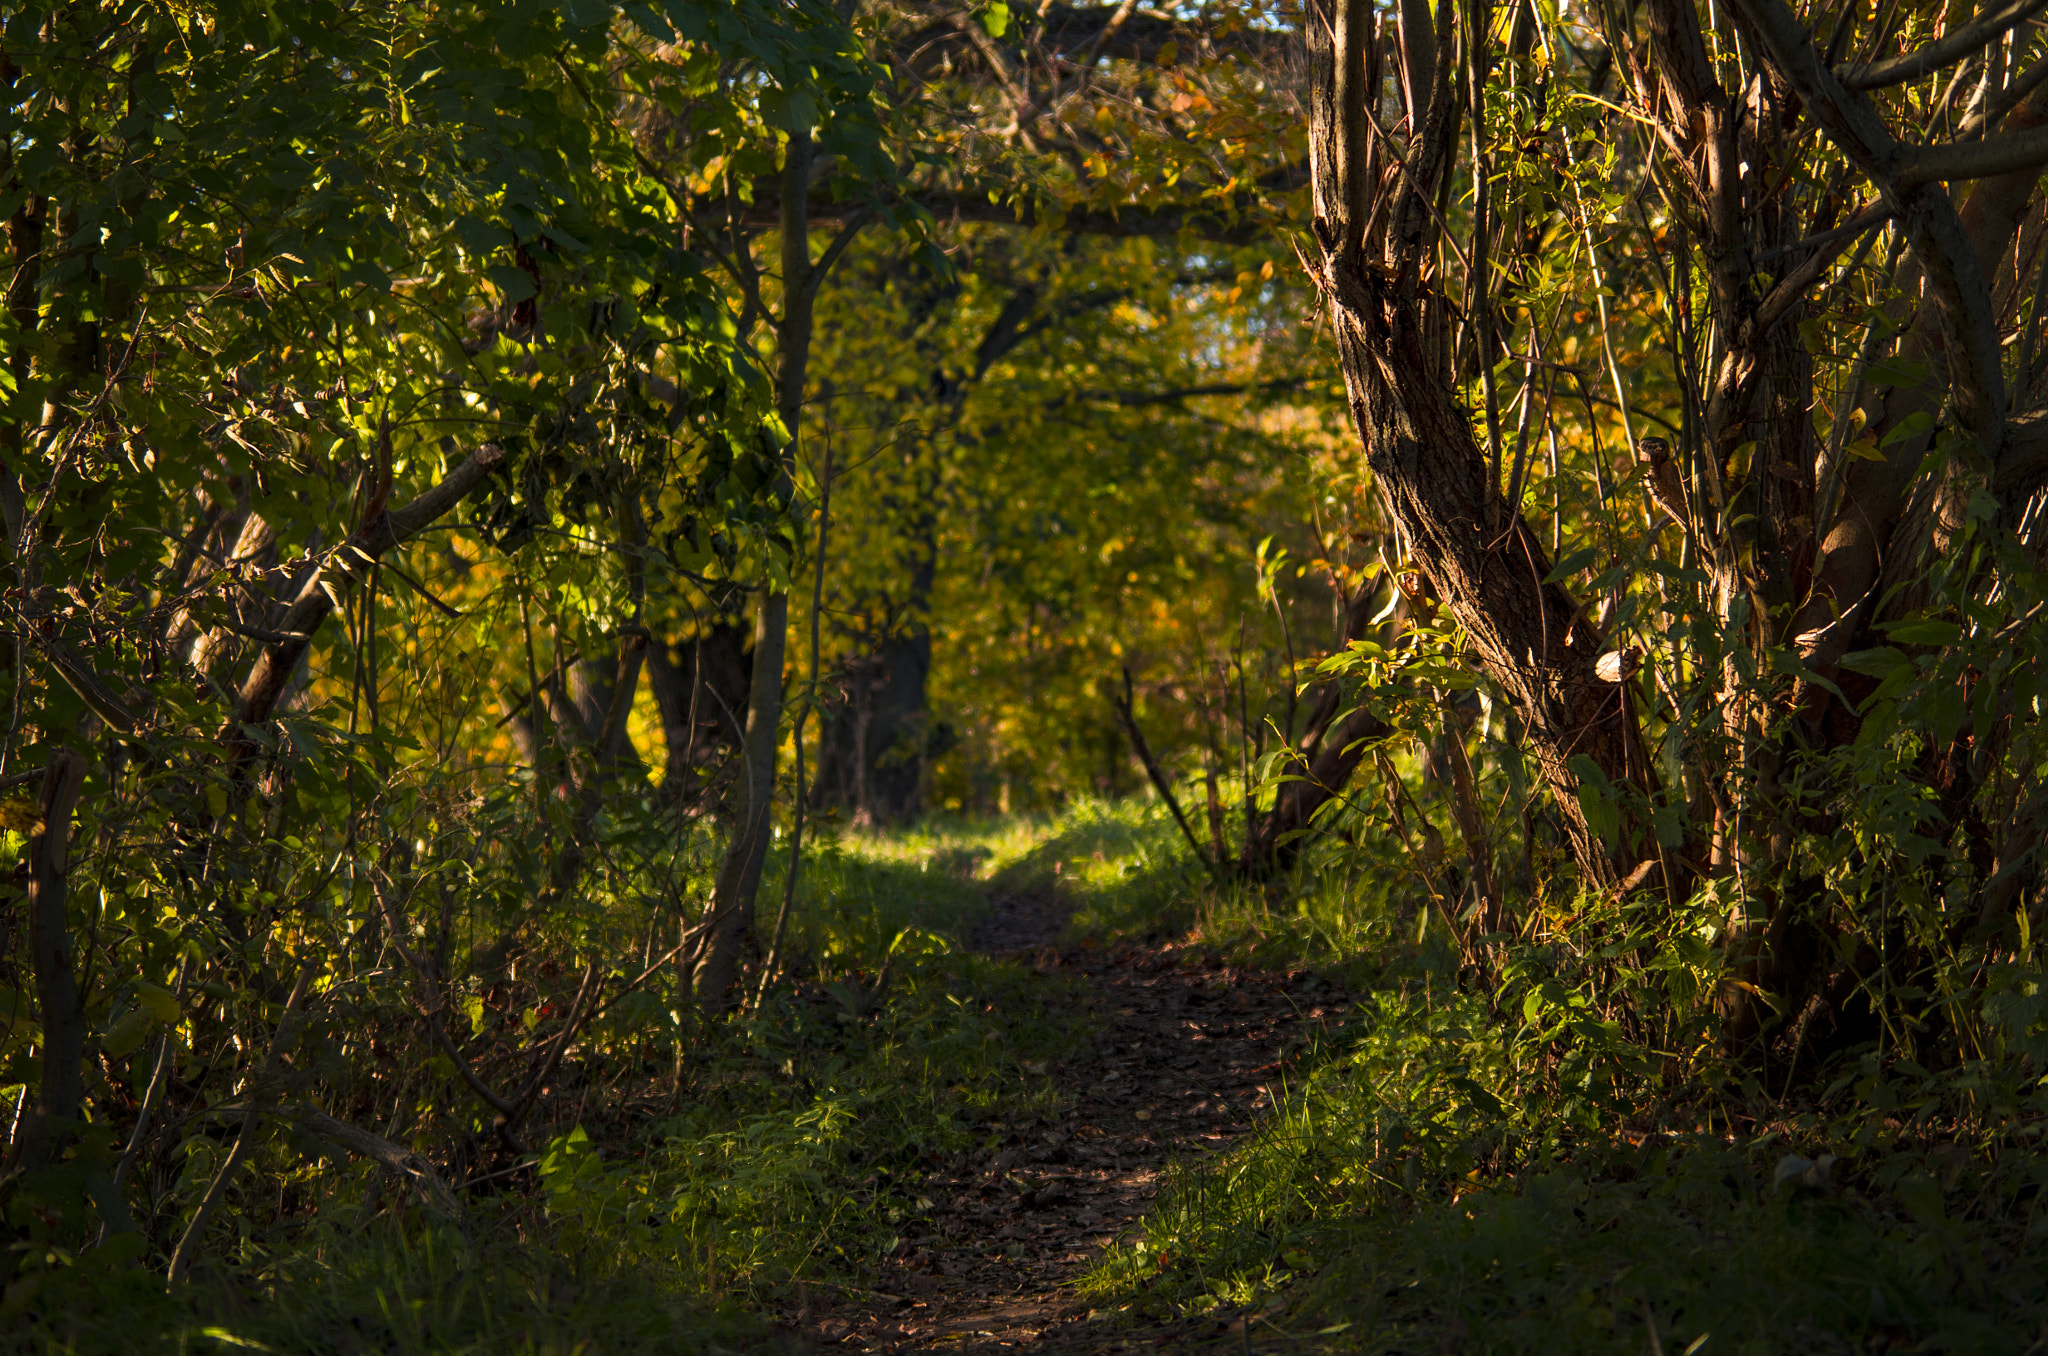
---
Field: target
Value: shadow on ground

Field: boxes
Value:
[795,886,1348,1353]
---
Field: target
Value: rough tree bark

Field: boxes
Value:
[1626,0,2048,1055]
[1304,0,1648,887]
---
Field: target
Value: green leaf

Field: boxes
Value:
[1543,547,1597,584]
[1568,754,1621,845]
[980,1,1011,36]
[1881,618,1962,646]
[1895,1173,1946,1226]
[1839,646,1911,678]
[488,263,538,303]
[101,1007,151,1059]
[136,982,183,1025]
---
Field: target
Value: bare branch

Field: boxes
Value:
[1839,0,2048,91]
[1896,122,2048,187]
[1749,202,1890,338]
[1062,377,1312,408]
[235,443,505,726]
[1111,668,1220,882]
[295,1109,465,1225]
[800,203,877,307]
[742,164,1309,246]
[34,639,143,735]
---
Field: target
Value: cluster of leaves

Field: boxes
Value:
[0,0,897,1313]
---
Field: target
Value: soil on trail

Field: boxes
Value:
[792,888,1348,1354]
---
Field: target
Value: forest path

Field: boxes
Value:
[793,886,1349,1353]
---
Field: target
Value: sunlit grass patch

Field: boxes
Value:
[861,789,1453,982]
[768,832,997,969]
[803,797,1210,946]
[516,827,1098,1302]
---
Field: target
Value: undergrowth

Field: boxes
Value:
[1037,801,2048,1355]
[12,796,2047,1353]
[3,824,1087,1354]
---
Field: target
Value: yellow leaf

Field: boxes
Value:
[0,796,38,834]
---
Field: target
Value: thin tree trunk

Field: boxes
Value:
[695,126,818,1005]
[758,443,835,1004]
[3,750,88,1179]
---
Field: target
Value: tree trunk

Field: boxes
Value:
[694,588,791,1001]
[1637,0,2048,1058]
[813,628,946,825]
[694,126,819,1005]
[645,620,754,801]
[1304,0,1647,885]
[3,751,88,1179]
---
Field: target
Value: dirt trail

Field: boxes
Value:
[794,888,1347,1353]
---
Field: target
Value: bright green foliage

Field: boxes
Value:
[0,0,881,1308]
[799,223,1338,808]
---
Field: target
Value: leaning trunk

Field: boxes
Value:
[1304,0,1648,885]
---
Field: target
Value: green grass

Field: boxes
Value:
[1027,806,2048,1356]
[1091,1100,2048,1354]
[5,819,1100,1354]
[4,1214,774,1355]
[16,802,2047,1354]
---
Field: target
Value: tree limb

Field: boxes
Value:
[1064,377,1312,408]
[1748,202,1891,339]
[734,165,1309,246]
[1896,122,2048,188]
[295,1109,465,1225]
[1730,0,2009,460]
[1839,0,2048,91]
[235,443,505,726]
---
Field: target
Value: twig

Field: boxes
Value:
[1111,667,1224,883]
[505,963,602,1130]
[167,963,314,1285]
[100,956,191,1245]
[756,438,835,1010]
[582,930,711,1029]
[366,872,523,1143]
[455,1158,537,1192]
[295,1108,465,1225]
